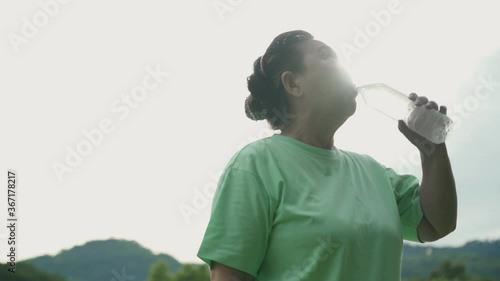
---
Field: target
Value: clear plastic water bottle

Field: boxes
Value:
[357,83,453,144]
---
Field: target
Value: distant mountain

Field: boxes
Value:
[402,240,500,280]
[22,238,182,281]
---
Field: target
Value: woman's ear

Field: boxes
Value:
[281,71,303,98]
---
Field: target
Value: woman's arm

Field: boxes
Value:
[417,143,457,241]
[211,262,255,281]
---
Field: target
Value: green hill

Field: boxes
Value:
[402,240,500,280]
[22,238,182,281]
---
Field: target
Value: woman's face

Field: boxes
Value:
[295,39,358,119]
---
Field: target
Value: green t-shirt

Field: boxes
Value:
[197,134,424,280]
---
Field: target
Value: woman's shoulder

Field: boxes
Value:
[225,136,275,170]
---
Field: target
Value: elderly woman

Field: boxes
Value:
[197,30,457,281]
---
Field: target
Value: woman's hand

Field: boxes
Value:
[397,93,448,155]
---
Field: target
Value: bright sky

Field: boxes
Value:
[1,0,499,264]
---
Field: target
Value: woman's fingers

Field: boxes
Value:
[415,96,429,106]
[408,92,447,114]
[426,100,439,110]
[439,105,448,115]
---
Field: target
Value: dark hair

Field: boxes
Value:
[245,30,314,130]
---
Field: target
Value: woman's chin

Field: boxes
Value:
[344,99,357,118]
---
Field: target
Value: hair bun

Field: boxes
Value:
[244,94,267,120]
[245,57,273,121]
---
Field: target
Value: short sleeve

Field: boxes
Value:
[384,167,424,243]
[196,167,273,276]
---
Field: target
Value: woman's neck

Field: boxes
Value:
[279,112,344,150]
